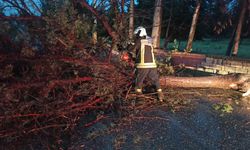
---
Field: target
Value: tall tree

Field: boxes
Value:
[185,0,201,52]
[151,0,163,49]
[163,0,173,50]
[92,0,97,45]
[232,0,247,56]
[226,26,237,56]
[129,0,134,40]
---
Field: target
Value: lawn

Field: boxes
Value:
[162,38,250,59]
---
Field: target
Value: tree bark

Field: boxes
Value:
[226,26,237,56]
[232,0,247,56]
[92,19,98,45]
[120,0,125,30]
[185,0,201,52]
[152,0,163,49]
[129,0,134,40]
[110,0,120,28]
[92,0,97,45]
[159,74,250,96]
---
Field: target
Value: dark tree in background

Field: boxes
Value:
[163,0,173,49]
[231,0,248,56]
[152,0,163,48]
[129,0,134,40]
[185,0,201,52]
[135,0,249,53]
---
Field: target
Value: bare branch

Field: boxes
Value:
[76,0,118,40]
[0,14,41,20]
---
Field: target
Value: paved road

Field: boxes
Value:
[69,93,250,150]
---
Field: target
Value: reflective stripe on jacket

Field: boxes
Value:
[136,39,157,68]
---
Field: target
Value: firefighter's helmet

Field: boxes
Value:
[134,26,147,37]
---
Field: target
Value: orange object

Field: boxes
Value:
[121,52,130,61]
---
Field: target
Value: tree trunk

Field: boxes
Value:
[120,0,125,30]
[164,0,173,50]
[92,0,97,45]
[185,0,201,52]
[129,0,134,40]
[110,0,121,31]
[92,19,97,45]
[159,74,250,96]
[232,0,247,56]
[152,0,163,49]
[226,26,237,56]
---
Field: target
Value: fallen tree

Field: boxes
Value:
[113,49,250,96]
[0,51,133,149]
[1,48,250,149]
[159,73,250,97]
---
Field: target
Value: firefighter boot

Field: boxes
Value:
[135,88,143,95]
[157,89,164,102]
[134,88,143,104]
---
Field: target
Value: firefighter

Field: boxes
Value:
[131,26,164,102]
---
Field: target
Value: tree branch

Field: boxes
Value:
[76,0,118,40]
[0,14,41,21]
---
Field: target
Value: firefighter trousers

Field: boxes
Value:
[135,68,161,90]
